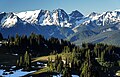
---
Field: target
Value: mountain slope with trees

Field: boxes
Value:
[0,33,120,77]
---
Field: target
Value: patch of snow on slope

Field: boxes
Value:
[0,69,35,77]
[52,11,59,25]
[1,14,18,28]
[16,10,41,24]
[102,28,112,33]
[43,10,52,25]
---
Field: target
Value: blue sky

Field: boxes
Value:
[0,0,120,15]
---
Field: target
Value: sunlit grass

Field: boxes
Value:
[32,52,72,62]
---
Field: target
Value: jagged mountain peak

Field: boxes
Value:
[53,8,66,12]
[52,8,69,20]
[88,12,100,17]
[101,10,120,17]
[16,9,72,27]
[0,12,6,22]
[16,10,41,23]
[0,12,22,28]
[0,12,6,15]
[69,10,84,18]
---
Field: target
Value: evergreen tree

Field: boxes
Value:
[49,62,54,72]
[117,60,120,66]
[57,60,63,73]
[47,57,51,67]
[62,67,72,77]
[101,51,104,61]
[16,51,31,70]
[0,33,3,41]
[16,60,19,68]
[24,51,31,69]
[19,56,23,67]
[54,55,59,70]
[15,33,20,46]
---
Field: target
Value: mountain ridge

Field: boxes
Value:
[0,9,120,46]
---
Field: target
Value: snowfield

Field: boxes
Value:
[0,69,35,77]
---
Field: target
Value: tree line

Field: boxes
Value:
[0,33,75,57]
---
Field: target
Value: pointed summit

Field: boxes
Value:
[88,12,100,18]
[0,12,6,23]
[1,12,22,28]
[69,10,84,18]
[52,8,69,21]
[53,8,66,13]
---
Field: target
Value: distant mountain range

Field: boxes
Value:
[0,9,120,46]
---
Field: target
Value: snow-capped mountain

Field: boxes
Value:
[16,9,74,28]
[69,10,84,19]
[73,10,120,33]
[1,9,120,46]
[68,10,120,45]
[69,10,84,28]
[0,9,76,38]
[1,12,23,28]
